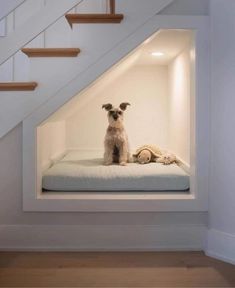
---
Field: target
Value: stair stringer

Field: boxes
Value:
[0,0,174,138]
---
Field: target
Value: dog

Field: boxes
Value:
[102,102,130,166]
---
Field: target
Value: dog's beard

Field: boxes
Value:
[108,117,124,129]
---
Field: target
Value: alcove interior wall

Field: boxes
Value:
[37,29,193,173]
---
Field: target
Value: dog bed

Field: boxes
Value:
[42,151,190,191]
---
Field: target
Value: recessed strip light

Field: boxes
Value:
[151,52,164,57]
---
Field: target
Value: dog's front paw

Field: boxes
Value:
[120,162,127,166]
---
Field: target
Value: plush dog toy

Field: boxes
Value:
[155,152,178,165]
[133,145,162,164]
[133,145,178,165]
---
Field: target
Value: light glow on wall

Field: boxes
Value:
[151,52,164,57]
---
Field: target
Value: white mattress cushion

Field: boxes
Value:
[42,151,190,191]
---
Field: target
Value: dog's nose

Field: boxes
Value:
[113,115,118,121]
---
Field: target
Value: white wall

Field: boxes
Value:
[207,0,235,264]
[0,0,209,251]
[66,65,169,152]
[0,0,25,20]
[46,48,191,162]
[37,121,66,171]
[168,45,191,164]
[0,19,5,37]
[160,0,209,15]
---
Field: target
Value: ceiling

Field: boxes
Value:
[133,29,193,65]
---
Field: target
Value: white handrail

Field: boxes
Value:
[0,0,83,65]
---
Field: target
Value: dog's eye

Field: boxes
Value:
[109,111,114,115]
[118,111,122,115]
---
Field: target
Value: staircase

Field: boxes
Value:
[0,0,123,91]
[0,0,173,137]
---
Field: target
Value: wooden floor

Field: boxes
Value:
[0,252,234,287]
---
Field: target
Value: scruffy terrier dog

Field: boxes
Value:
[102,102,130,166]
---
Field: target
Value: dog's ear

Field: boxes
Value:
[119,102,130,111]
[102,103,113,111]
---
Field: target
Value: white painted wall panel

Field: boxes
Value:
[209,0,235,235]
[168,45,191,164]
[29,57,75,83]
[1,13,15,81]
[0,0,25,20]
[45,17,72,48]
[13,51,29,81]
[0,58,13,81]
[206,0,235,265]
[66,65,169,151]
[14,0,44,27]
[160,0,209,15]
[6,12,14,35]
[25,33,44,48]
[0,19,5,36]
[38,121,66,170]
[0,1,40,81]
[40,47,191,161]
[76,0,105,13]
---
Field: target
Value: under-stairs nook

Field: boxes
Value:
[8,0,235,267]
[38,29,193,194]
[11,0,210,213]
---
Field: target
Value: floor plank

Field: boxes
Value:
[0,252,234,287]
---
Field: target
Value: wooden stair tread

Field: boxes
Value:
[65,13,124,26]
[0,82,38,91]
[21,48,81,57]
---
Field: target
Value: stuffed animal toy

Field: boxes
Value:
[133,145,178,165]
[133,145,162,164]
[155,152,178,165]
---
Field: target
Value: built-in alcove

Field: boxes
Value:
[37,29,193,194]
[23,16,210,211]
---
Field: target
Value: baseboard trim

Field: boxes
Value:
[206,229,235,265]
[0,224,206,251]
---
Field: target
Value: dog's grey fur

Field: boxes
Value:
[102,103,130,166]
